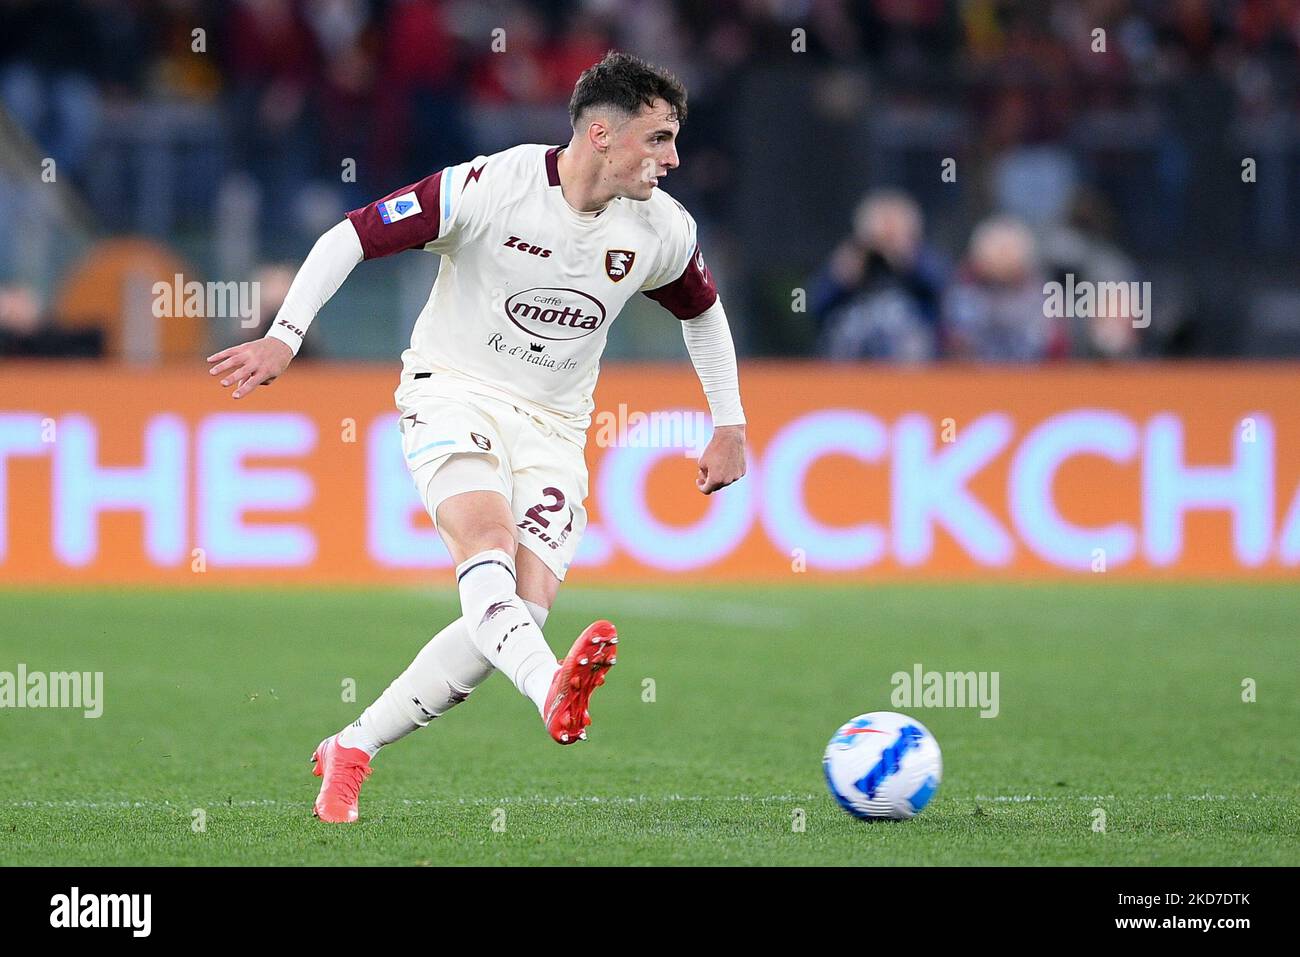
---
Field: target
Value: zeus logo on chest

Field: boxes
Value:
[503,235,552,258]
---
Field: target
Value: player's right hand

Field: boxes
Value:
[696,424,746,495]
[207,336,294,399]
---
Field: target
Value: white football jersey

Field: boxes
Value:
[346,143,717,443]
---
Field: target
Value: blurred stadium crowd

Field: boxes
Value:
[3,0,1300,362]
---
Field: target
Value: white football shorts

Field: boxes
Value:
[395,375,588,582]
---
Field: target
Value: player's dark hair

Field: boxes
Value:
[569,51,687,128]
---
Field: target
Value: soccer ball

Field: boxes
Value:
[823,711,942,820]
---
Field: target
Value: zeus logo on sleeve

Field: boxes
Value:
[377,191,422,224]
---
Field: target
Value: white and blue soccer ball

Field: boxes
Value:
[823,711,942,820]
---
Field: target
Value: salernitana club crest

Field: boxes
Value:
[604,249,636,282]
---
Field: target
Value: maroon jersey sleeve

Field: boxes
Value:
[644,243,719,320]
[345,170,444,260]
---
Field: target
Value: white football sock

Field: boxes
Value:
[457,549,559,713]
[522,599,550,630]
[337,599,550,756]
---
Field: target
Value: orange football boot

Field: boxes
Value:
[543,620,618,744]
[310,733,373,823]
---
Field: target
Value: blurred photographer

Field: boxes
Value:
[808,190,947,362]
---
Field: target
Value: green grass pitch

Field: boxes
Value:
[1,583,1296,866]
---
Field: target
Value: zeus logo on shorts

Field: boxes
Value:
[518,487,573,551]
[471,432,492,451]
[377,191,422,224]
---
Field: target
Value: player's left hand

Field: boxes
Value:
[207,336,294,399]
[696,424,746,494]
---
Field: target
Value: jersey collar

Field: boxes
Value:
[545,145,563,187]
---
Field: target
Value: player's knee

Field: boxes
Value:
[468,521,516,557]
[440,521,515,564]
[436,486,516,561]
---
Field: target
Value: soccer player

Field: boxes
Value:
[206,52,747,823]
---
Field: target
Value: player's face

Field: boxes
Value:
[607,99,680,201]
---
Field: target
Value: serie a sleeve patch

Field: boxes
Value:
[377,191,422,224]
